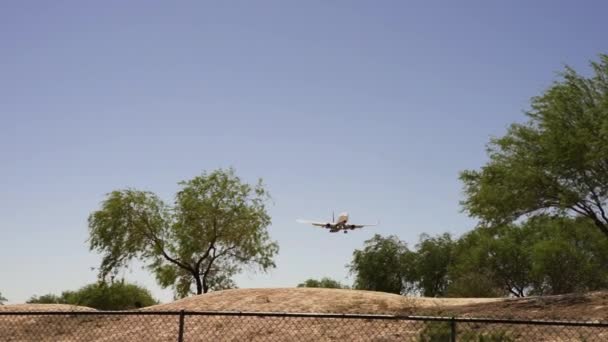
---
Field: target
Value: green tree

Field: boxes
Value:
[527,216,608,295]
[297,277,348,289]
[449,216,608,297]
[88,168,279,298]
[0,292,6,305]
[27,294,64,304]
[460,55,608,238]
[447,272,504,298]
[27,281,158,310]
[449,225,533,297]
[447,228,505,298]
[414,233,454,297]
[486,225,534,297]
[349,234,416,294]
[531,239,589,295]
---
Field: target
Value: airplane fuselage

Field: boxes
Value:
[337,212,348,225]
[327,212,353,232]
[297,211,376,234]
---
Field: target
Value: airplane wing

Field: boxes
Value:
[296,219,332,227]
[349,221,380,229]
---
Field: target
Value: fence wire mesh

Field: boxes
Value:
[0,311,606,341]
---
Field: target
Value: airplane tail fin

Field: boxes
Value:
[332,211,335,224]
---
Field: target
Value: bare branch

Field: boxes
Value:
[140,213,194,273]
[588,187,608,224]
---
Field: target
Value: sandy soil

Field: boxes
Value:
[0,304,95,312]
[145,288,502,314]
[1,288,606,341]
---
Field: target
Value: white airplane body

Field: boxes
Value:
[297,212,378,233]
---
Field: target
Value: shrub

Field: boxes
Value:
[27,281,158,310]
[418,321,514,342]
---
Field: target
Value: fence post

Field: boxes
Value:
[178,310,185,342]
[450,317,456,342]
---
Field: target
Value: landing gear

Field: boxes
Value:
[343,230,348,234]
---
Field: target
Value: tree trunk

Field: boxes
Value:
[202,276,209,293]
[591,217,608,239]
[194,273,203,295]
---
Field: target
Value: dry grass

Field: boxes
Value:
[144,288,501,314]
[434,291,608,321]
[1,288,607,341]
[0,304,95,312]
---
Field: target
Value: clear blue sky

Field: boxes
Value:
[1,0,607,304]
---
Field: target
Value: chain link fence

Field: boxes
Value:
[1,310,607,341]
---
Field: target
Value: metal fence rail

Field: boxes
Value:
[1,310,607,341]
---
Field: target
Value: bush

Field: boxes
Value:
[418,321,514,342]
[26,294,63,304]
[27,281,158,310]
[460,330,514,342]
[418,322,452,342]
[446,273,504,298]
[297,277,349,289]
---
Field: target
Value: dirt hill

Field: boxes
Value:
[0,304,95,312]
[145,288,501,315]
[1,288,607,341]
[442,290,608,321]
[3,287,604,320]
[144,288,608,321]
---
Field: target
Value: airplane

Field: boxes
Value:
[296,212,378,233]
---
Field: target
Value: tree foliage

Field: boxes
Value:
[449,216,608,297]
[527,216,608,295]
[349,234,455,296]
[27,281,158,310]
[449,226,532,297]
[460,55,608,238]
[349,234,416,294]
[297,277,349,289]
[88,168,279,298]
[27,294,63,304]
[350,217,608,297]
[0,292,6,305]
[414,233,454,297]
